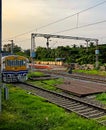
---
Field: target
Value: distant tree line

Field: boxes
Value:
[35,43,106,66]
[3,43,106,65]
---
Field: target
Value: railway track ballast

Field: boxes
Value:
[16,82,106,126]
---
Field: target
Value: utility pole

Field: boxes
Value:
[95,40,99,69]
[30,33,36,72]
[85,40,90,52]
[0,0,2,112]
[0,0,1,49]
[46,37,50,48]
[9,40,14,54]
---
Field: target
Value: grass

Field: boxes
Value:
[96,93,106,105]
[28,71,45,78]
[27,71,63,92]
[28,71,106,105]
[28,78,63,92]
[95,93,106,121]
[73,69,106,76]
[0,84,106,130]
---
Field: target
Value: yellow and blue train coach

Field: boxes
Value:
[1,55,29,82]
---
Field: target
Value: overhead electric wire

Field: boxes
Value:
[15,38,30,43]
[3,38,31,43]
[53,20,106,34]
[37,0,106,30]
[2,0,106,41]
[2,32,31,42]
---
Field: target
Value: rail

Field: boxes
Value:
[16,82,106,126]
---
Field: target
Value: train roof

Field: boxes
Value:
[2,55,29,60]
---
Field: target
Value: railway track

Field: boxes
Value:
[39,70,106,84]
[16,82,106,126]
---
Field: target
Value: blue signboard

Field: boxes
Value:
[31,52,36,58]
[95,50,99,55]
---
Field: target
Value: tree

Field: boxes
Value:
[24,49,30,57]
[3,44,22,54]
[13,45,21,53]
[89,42,95,48]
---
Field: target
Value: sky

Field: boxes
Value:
[2,0,106,50]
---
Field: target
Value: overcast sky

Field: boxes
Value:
[3,0,106,49]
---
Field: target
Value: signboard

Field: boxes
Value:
[95,50,99,55]
[31,52,36,58]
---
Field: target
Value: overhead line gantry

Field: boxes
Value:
[30,33,99,68]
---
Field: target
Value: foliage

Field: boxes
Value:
[73,69,106,76]
[3,44,21,53]
[0,84,106,130]
[3,43,106,65]
[28,78,63,92]
[96,93,106,104]
[35,44,106,65]
[27,71,45,78]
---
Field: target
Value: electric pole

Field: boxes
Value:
[0,0,2,112]
[9,40,14,54]
[95,40,99,69]
[0,0,2,75]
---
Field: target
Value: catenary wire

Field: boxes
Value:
[3,20,106,45]
[2,0,106,41]
[53,20,106,34]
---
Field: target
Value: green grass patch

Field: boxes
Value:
[0,84,106,130]
[28,71,45,78]
[73,69,106,76]
[96,115,106,122]
[28,78,63,92]
[96,93,106,105]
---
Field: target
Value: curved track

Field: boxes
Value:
[16,82,106,126]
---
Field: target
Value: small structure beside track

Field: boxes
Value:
[57,80,106,97]
[29,75,59,81]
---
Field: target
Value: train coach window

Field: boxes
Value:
[20,60,23,66]
[5,59,27,66]
[11,61,14,66]
[6,60,18,66]
[12,61,14,66]
[23,61,26,65]
[19,60,26,66]
[17,60,20,66]
[6,60,12,66]
[15,60,18,66]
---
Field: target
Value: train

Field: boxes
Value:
[1,55,29,83]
